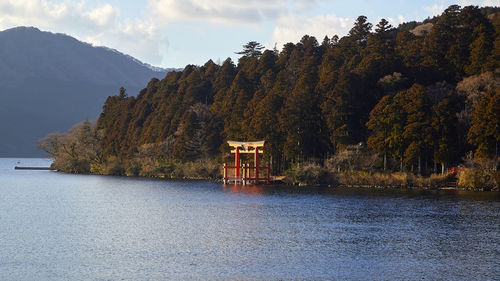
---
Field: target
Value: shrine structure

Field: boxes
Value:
[223,140,270,184]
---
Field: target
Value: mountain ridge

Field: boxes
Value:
[0,26,172,156]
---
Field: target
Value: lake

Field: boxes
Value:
[1,158,499,280]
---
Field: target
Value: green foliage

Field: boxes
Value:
[366,95,401,170]
[102,156,126,176]
[431,92,463,170]
[457,168,498,190]
[43,5,499,180]
[39,119,103,173]
[119,87,127,98]
[468,90,500,158]
[125,160,141,177]
[52,158,90,174]
[401,84,432,172]
[236,41,265,59]
[349,16,372,45]
[377,72,408,93]
[367,82,466,174]
[422,5,495,81]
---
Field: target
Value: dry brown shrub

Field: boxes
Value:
[456,71,500,105]
[337,171,448,188]
[285,162,338,186]
[410,23,433,36]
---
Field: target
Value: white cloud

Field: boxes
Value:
[424,0,498,19]
[384,15,405,27]
[86,4,118,27]
[0,0,165,66]
[291,0,321,13]
[148,0,286,25]
[458,0,500,6]
[2,0,494,68]
[86,19,166,65]
[271,14,353,48]
[424,3,446,16]
[483,0,500,5]
[398,15,405,24]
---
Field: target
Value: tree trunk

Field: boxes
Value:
[270,155,273,175]
[400,157,403,172]
[383,153,387,171]
[496,140,498,171]
[418,155,421,175]
[425,154,428,176]
[441,162,445,175]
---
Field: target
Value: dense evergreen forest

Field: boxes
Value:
[41,5,500,189]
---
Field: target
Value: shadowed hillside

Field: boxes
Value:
[0,26,173,156]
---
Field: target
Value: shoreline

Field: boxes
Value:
[46,168,499,192]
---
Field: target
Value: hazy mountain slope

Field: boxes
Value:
[0,26,170,157]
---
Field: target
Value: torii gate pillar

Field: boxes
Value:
[224,140,269,184]
[235,146,240,178]
[254,147,259,182]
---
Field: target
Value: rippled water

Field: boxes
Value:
[1,158,499,280]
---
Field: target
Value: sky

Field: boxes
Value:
[0,0,498,68]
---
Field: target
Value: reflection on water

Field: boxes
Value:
[223,184,266,195]
[0,158,499,280]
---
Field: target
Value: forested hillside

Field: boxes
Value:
[41,5,500,186]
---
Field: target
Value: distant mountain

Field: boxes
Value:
[0,26,174,157]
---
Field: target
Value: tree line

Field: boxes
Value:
[40,5,499,181]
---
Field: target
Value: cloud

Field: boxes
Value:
[457,0,500,6]
[384,15,406,27]
[424,0,498,18]
[85,19,166,66]
[424,3,447,16]
[0,0,165,66]
[271,14,353,48]
[482,0,500,5]
[86,4,118,27]
[148,0,286,25]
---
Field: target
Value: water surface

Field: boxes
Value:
[1,158,499,280]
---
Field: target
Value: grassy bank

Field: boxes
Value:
[48,153,499,191]
[51,157,221,181]
[283,162,499,191]
[47,155,500,191]
[49,155,499,191]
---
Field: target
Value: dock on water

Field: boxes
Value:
[14,166,51,170]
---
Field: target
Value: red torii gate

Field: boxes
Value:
[223,140,270,184]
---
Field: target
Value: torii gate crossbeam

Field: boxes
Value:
[223,140,270,185]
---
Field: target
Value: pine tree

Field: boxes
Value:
[401,84,432,174]
[235,41,265,64]
[432,93,462,174]
[366,95,394,170]
[468,90,500,161]
[349,16,373,45]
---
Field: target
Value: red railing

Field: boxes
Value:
[223,164,270,184]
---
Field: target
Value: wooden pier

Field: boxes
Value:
[14,166,51,170]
